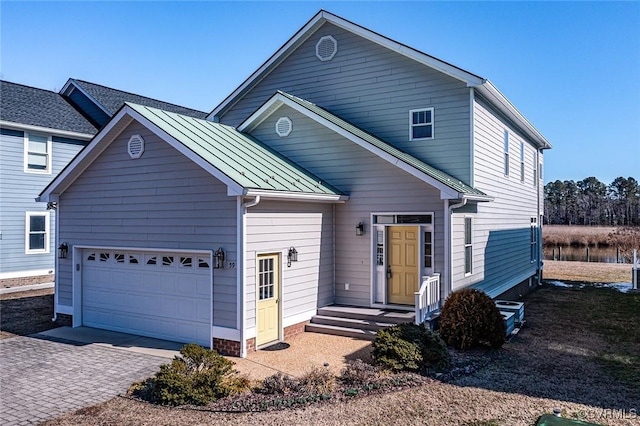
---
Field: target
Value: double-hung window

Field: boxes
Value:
[25,212,50,254]
[409,108,434,140]
[530,217,538,262]
[464,217,473,275]
[24,134,51,174]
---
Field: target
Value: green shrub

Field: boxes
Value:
[372,323,451,372]
[260,372,302,394]
[339,359,379,386]
[438,288,506,350]
[149,343,249,406]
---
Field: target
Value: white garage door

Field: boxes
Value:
[82,248,211,346]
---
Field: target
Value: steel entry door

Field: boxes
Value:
[387,226,419,305]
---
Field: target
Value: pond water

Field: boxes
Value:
[543,246,628,263]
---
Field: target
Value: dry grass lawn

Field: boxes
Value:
[543,260,633,283]
[43,285,640,426]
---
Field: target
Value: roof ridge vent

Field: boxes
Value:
[316,35,337,61]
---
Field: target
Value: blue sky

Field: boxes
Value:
[1,1,638,185]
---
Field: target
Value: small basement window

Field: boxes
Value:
[409,108,434,140]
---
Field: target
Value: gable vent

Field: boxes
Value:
[316,35,337,61]
[275,117,292,137]
[127,134,145,159]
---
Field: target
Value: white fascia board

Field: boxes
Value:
[475,81,552,150]
[323,12,485,86]
[38,108,133,200]
[208,11,327,120]
[245,189,348,202]
[125,107,246,196]
[209,10,484,120]
[270,97,464,200]
[237,97,286,132]
[0,120,94,140]
[60,79,111,117]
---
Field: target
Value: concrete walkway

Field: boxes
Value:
[0,329,172,425]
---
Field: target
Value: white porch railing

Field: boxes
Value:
[414,273,441,325]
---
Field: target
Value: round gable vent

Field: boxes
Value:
[275,117,292,137]
[127,134,145,159]
[316,35,337,61]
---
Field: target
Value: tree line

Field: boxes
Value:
[544,176,640,226]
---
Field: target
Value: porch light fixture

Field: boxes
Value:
[356,222,365,236]
[287,247,298,267]
[214,247,225,269]
[58,242,69,259]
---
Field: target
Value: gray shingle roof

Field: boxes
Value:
[71,79,207,119]
[0,80,97,135]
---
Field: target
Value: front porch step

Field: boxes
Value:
[306,305,416,340]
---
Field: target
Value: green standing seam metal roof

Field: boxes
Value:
[126,103,344,196]
[276,91,490,199]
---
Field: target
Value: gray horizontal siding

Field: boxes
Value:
[250,107,445,307]
[219,22,471,184]
[245,202,334,330]
[457,97,540,295]
[56,121,238,328]
[0,132,85,275]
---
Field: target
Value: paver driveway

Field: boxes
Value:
[0,334,167,425]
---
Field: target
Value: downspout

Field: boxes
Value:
[332,203,336,302]
[537,150,543,283]
[446,197,468,296]
[51,201,59,322]
[239,195,260,358]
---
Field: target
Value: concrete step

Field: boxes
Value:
[310,315,398,332]
[316,305,415,324]
[305,323,378,341]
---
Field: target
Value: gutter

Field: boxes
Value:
[445,198,468,297]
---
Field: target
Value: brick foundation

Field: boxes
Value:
[55,314,73,327]
[215,319,311,358]
[1,274,55,288]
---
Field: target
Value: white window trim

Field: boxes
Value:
[520,142,525,183]
[25,211,50,254]
[503,130,509,177]
[464,216,473,276]
[24,133,53,174]
[409,107,434,141]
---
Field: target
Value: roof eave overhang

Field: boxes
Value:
[60,78,112,117]
[209,10,485,121]
[39,104,247,201]
[474,81,552,150]
[0,120,94,140]
[240,93,487,203]
[244,189,348,203]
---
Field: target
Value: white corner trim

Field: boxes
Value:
[211,326,241,341]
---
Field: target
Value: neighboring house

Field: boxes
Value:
[38,10,551,357]
[0,79,206,287]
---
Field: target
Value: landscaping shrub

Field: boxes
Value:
[260,372,301,394]
[299,365,336,394]
[148,343,250,406]
[339,359,379,386]
[372,323,450,372]
[439,288,506,350]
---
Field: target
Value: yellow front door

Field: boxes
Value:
[257,254,280,346]
[387,226,419,305]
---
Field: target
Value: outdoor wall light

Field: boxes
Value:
[58,242,69,259]
[214,247,225,269]
[287,247,298,267]
[356,222,365,236]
